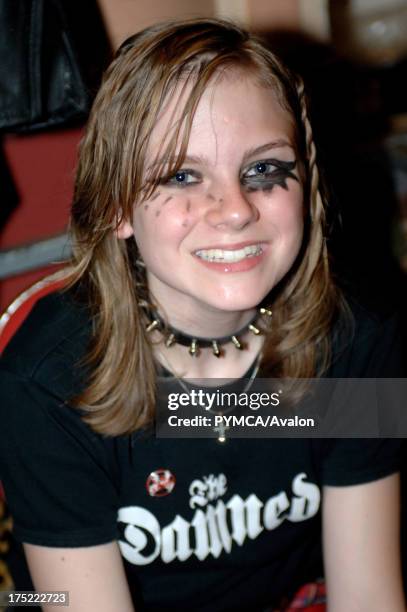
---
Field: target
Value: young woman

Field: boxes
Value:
[0,18,404,612]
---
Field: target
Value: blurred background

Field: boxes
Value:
[0,0,407,603]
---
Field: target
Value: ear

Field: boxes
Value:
[115,218,134,239]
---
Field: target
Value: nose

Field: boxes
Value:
[204,185,259,231]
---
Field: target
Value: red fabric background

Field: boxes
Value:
[0,128,83,311]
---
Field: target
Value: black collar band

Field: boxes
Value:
[144,306,272,357]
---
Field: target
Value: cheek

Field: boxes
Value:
[283,204,304,251]
[256,186,304,237]
[284,197,304,235]
[133,196,197,250]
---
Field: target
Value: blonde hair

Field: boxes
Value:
[66,18,344,435]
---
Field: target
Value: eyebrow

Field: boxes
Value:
[241,140,294,162]
[146,139,294,170]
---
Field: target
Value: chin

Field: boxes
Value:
[200,290,271,313]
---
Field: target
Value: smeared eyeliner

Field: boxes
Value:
[241,159,299,192]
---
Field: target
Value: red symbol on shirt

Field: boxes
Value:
[146,469,176,497]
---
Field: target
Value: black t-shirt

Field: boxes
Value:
[0,291,402,611]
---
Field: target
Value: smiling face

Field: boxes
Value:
[118,70,304,324]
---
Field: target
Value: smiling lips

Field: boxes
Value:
[195,244,263,263]
[193,242,267,273]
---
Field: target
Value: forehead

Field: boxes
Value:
[146,70,296,164]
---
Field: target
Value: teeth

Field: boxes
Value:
[195,244,262,262]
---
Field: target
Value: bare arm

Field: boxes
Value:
[23,541,135,612]
[323,473,405,611]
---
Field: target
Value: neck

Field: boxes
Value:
[154,330,264,379]
[160,307,258,340]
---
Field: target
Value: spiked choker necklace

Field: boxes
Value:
[145,306,272,357]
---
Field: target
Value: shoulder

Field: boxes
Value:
[0,289,91,398]
[328,294,405,377]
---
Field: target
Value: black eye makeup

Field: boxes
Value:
[241,158,299,192]
[155,159,298,193]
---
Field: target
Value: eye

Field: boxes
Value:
[164,169,201,187]
[244,161,277,178]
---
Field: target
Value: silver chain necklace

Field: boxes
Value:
[160,351,262,443]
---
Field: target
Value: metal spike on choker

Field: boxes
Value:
[145,306,272,357]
